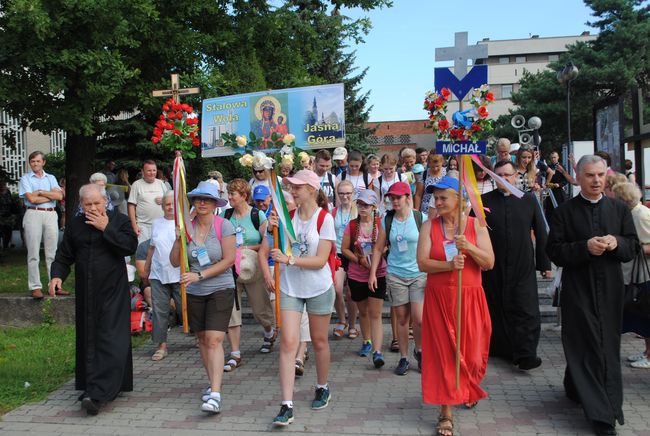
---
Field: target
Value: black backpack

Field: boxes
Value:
[223,207,261,231]
[340,170,371,188]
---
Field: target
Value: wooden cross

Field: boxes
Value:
[152,74,200,104]
[435,32,488,79]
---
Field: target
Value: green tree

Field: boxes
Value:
[493,0,649,155]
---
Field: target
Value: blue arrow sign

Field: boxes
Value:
[434,65,488,101]
[436,141,487,155]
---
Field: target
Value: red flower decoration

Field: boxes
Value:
[438,119,450,131]
[485,92,495,102]
[173,129,182,135]
[478,106,489,118]
[440,88,451,100]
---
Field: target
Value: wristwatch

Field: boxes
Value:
[197,271,204,281]
[287,255,296,266]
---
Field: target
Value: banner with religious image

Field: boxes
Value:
[201,84,345,157]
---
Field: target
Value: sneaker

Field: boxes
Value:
[627,352,646,362]
[201,386,211,402]
[372,351,385,369]
[295,359,304,376]
[311,386,331,410]
[359,341,372,357]
[414,350,422,371]
[631,357,650,369]
[200,393,221,414]
[273,404,294,426]
[260,330,277,353]
[394,357,409,376]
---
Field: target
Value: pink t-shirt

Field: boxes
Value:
[343,221,387,282]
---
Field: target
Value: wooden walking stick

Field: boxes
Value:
[270,169,281,329]
[455,155,464,390]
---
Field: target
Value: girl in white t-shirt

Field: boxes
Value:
[378,154,406,215]
[263,170,336,426]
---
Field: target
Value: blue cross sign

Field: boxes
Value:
[434,65,488,102]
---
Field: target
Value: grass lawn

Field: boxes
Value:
[0,325,151,415]
[0,248,75,295]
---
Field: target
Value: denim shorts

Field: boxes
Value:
[281,286,335,315]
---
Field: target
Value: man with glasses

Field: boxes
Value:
[479,160,551,371]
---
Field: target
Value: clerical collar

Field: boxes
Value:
[580,192,603,204]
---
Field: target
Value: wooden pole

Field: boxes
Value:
[455,154,464,390]
[270,169,282,329]
[174,151,189,334]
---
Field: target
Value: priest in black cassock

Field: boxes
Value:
[547,155,638,436]
[49,183,138,416]
[481,160,551,370]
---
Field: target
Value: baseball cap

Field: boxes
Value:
[412,163,425,174]
[332,147,348,161]
[425,176,462,193]
[385,181,411,197]
[283,169,321,190]
[253,185,271,201]
[356,189,378,206]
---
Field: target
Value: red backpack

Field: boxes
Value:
[289,208,339,281]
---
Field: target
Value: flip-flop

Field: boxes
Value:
[152,348,168,361]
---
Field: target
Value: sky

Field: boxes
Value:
[345,0,597,122]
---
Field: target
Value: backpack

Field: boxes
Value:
[289,208,338,282]
[223,207,261,232]
[384,209,423,256]
[340,170,371,189]
[129,284,152,335]
[378,173,405,200]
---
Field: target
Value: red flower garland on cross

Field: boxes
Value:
[151,98,200,158]
[423,85,494,143]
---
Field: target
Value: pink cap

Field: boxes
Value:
[386,181,411,197]
[283,170,321,191]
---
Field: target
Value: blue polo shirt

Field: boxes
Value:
[19,171,61,208]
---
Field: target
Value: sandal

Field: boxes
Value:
[260,330,278,354]
[333,324,347,339]
[436,414,453,436]
[223,355,242,372]
[390,338,399,352]
[151,348,168,361]
[347,327,359,339]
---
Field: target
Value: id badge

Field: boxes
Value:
[396,235,408,252]
[362,242,372,256]
[443,241,458,262]
[235,227,244,247]
[196,246,211,267]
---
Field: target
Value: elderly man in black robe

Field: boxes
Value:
[481,160,551,370]
[547,155,638,436]
[49,183,137,415]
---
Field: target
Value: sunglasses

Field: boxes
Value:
[193,197,214,203]
[253,169,266,174]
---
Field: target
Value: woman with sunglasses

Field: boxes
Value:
[264,170,336,426]
[369,181,426,376]
[332,180,359,339]
[170,181,235,414]
[342,190,386,366]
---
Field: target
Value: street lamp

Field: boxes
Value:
[557,61,579,195]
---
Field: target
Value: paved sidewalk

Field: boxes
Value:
[2,325,650,435]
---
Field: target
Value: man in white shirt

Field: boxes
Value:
[314,149,337,211]
[19,151,65,299]
[128,160,168,243]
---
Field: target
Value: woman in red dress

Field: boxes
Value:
[416,176,494,436]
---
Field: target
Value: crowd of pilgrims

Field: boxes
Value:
[51,142,647,436]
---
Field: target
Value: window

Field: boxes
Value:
[501,84,513,99]
[515,56,526,63]
[498,57,509,64]
[548,54,559,62]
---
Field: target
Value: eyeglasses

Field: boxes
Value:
[193,197,213,203]
[253,169,266,174]
[338,191,353,196]
[495,172,515,177]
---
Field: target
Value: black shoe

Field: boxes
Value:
[592,420,616,435]
[413,350,422,371]
[81,396,100,415]
[517,356,542,371]
[394,357,409,376]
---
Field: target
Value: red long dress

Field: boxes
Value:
[421,216,492,405]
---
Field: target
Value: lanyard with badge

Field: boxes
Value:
[440,218,458,261]
[231,215,245,247]
[190,221,212,266]
[394,215,409,252]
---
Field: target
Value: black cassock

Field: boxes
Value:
[480,191,551,363]
[547,195,637,426]
[51,210,138,402]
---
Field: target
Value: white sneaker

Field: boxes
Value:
[627,353,646,362]
[631,357,650,369]
[201,387,211,402]
[201,393,221,413]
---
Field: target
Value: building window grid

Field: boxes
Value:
[383,135,394,144]
[398,134,411,144]
[50,129,67,154]
[0,111,26,190]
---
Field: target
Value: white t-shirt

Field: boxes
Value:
[128,179,168,226]
[338,173,367,200]
[379,172,404,214]
[149,217,181,284]
[280,208,336,298]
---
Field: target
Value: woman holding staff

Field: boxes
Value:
[416,176,494,436]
